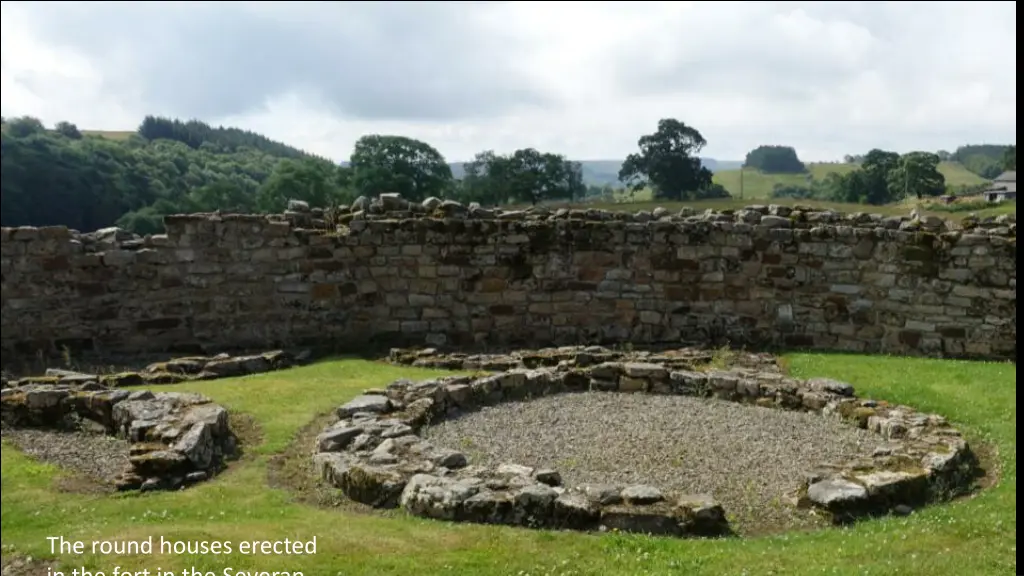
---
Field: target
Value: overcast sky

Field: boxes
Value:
[0,1,1016,163]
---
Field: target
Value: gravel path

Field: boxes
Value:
[423,392,885,534]
[0,428,130,488]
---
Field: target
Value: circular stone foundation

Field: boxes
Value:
[422,391,885,533]
[313,346,982,538]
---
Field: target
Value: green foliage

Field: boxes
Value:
[0,116,345,234]
[53,121,82,140]
[770,149,946,205]
[743,145,806,174]
[1003,145,1015,170]
[888,151,946,200]
[456,148,585,205]
[137,115,313,159]
[953,144,1012,179]
[350,135,453,202]
[256,159,354,212]
[618,119,716,201]
[4,116,46,138]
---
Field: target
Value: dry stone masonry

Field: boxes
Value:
[0,349,303,490]
[0,195,1016,362]
[1,348,310,389]
[1,382,237,491]
[312,345,979,536]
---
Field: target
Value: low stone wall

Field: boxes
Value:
[2,348,310,389]
[1,384,237,492]
[1,196,1017,363]
[312,346,978,536]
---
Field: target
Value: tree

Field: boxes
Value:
[137,115,318,159]
[5,116,46,138]
[1,115,309,233]
[458,150,510,205]
[350,135,453,201]
[504,148,584,205]
[256,158,353,212]
[454,148,583,206]
[859,149,902,204]
[888,152,946,200]
[54,121,83,140]
[618,118,713,201]
[191,180,253,213]
[1003,145,1016,170]
[743,145,807,174]
[953,144,1012,179]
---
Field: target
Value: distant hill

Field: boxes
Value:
[448,158,744,188]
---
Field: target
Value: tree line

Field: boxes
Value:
[0,113,1014,234]
[773,142,1016,204]
[844,144,1014,179]
[0,115,728,234]
[772,149,948,204]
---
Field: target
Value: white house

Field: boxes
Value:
[982,170,1016,203]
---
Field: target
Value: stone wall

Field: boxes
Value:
[0,199,1016,362]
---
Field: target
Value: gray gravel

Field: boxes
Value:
[1,428,129,486]
[423,391,885,534]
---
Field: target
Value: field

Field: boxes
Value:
[1,353,1016,576]
[79,130,136,141]
[608,162,990,202]
[543,196,1016,221]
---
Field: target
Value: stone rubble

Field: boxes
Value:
[0,381,237,492]
[2,349,311,389]
[311,346,979,536]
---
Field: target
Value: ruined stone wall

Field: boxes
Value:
[0,203,1016,362]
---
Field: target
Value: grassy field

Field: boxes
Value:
[80,130,136,141]
[1,354,1016,576]
[706,162,989,199]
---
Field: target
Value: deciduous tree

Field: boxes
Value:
[350,135,453,201]
[618,119,713,201]
[888,152,946,200]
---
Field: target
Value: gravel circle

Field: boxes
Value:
[423,391,886,534]
[1,428,130,487]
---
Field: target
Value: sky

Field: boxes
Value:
[0,1,1016,164]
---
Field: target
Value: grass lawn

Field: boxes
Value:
[1,354,1016,576]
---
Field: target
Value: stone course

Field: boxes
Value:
[311,346,979,536]
[0,196,1016,362]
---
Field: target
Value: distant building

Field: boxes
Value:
[981,170,1016,203]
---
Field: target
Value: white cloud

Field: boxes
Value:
[1,1,1016,163]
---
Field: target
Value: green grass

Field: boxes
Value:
[705,162,989,199]
[1,353,1016,575]
[79,130,136,141]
